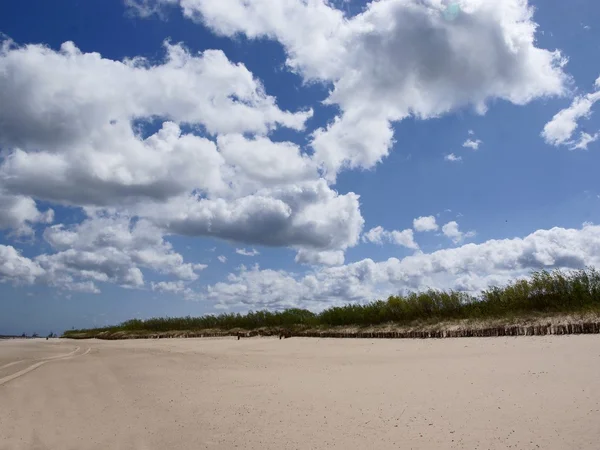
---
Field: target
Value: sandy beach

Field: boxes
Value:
[1,336,599,450]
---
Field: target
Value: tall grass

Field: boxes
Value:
[64,268,600,336]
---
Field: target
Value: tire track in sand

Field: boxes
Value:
[0,346,91,386]
[0,360,26,370]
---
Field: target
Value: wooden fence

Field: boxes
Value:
[79,322,600,340]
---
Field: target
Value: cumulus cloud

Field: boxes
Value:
[0,40,312,207]
[462,139,482,150]
[0,39,309,146]
[0,192,54,236]
[0,37,364,260]
[236,248,260,257]
[0,245,45,285]
[445,153,462,162]
[0,35,371,263]
[150,0,568,177]
[202,224,600,310]
[36,214,206,291]
[413,216,438,232]
[542,78,600,150]
[295,249,345,266]
[151,280,187,293]
[0,0,579,300]
[362,226,419,250]
[150,280,199,300]
[138,180,364,256]
[217,134,318,188]
[0,214,208,293]
[205,265,310,310]
[217,255,227,263]
[441,221,476,244]
[362,226,387,245]
[1,121,227,207]
[389,229,419,250]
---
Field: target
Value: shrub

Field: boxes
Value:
[63,268,600,337]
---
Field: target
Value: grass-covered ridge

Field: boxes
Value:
[63,268,600,338]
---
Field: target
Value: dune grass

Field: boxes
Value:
[63,268,600,338]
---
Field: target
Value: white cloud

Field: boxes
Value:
[0,38,365,260]
[217,255,227,263]
[0,39,309,145]
[0,1,578,299]
[363,226,419,250]
[152,0,568,178]
[205,265,309,310]
[542,78,600,150]
[389,229,419,250]
[311,114,395,180]
[202,224,600,310]
[139,180,364,257]
[150,280,199,300]
[36,246,146,290]
[570,132,599,150]
[1,121,228,207]
[0,245,45,285]
[236,248,260,257]
[462,139,482,150]
[124,0,178,17]
[445,153,462,162]
[36,214,206,291]
[295,249,345,266]
[0,41,312,208]
[0,192,54,236]
[413,216,438,232]
[442,221,476,244]
[151,280,185,293]
[217,134,318,187]
[362,226,386,245]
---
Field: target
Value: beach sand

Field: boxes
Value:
[1,336,599,449]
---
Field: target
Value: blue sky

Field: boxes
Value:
[1,0,600,335]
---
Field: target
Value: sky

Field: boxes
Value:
[1,0,600,335]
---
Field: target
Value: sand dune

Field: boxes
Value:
[1,336,599,449]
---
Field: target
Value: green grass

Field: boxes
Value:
[63,268,600,338]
